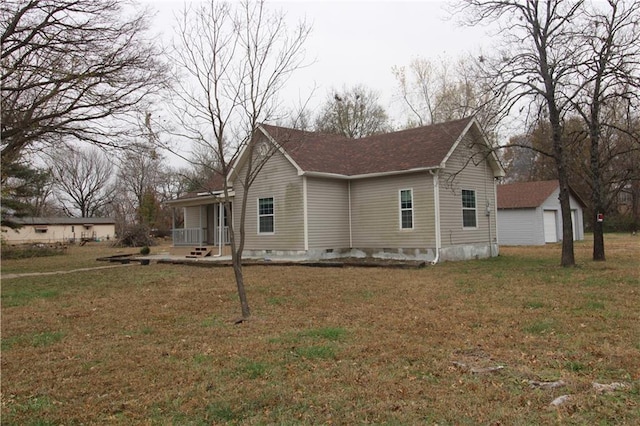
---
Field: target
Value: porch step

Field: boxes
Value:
[185,247,212,258]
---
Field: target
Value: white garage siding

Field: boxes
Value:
[497,208,544,245]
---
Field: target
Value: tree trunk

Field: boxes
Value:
[227,186,251,319]
[557,178,576,267]
[590,131,606,261]
[232,254,250,318]
[587,65,607,261]
[592,214,605,260]
[549,106,575,267]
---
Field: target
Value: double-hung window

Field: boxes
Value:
[462,189,477,228]
[399,189,414,229]
[258,197,274,234]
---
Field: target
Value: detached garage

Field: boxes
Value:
[497,180,585,245]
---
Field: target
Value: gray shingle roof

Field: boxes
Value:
[261,116,475,176]
[12,217,116,225]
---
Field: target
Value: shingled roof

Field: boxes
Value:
[12,217,115,225]
[497,180,561,209]
[260,116,482,176]
[171,173,227,201]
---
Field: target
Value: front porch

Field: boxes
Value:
[168,200,233,258]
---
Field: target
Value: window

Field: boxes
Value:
[258,197,274,233]
[462,189,477,228]
[400,189,414,229]
[34,226,47,234]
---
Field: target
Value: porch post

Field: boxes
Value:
[199,205,204,248]
[218,202,223,252]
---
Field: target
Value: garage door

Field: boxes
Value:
[543,210,557,243]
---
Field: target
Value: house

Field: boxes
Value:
[497,180,585,245]
[1,217,116,244]
[167,116,506,262]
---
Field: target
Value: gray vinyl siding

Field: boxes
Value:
[497,189,584,245]
[233,145,305,251]
[497,208,544,245]
[306,177,350,249]
[184,206,204,229]
[438,135,498,247]
[350,172,435,248]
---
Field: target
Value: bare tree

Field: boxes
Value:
[116,144,165,223]
[49,147,116,218]
[569,0,640,261]
[314,85,391,138]
[458,0,587,267]
[392,55,504,140]
[1,0,168,168]
[167,0,311,319]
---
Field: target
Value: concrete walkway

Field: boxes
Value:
[1,263,135,280]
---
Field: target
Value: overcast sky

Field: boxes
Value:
[150,0,495,127]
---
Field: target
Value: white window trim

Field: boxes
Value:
[462,189,478,229]
[257,196,275,235]
[399,188,414,230]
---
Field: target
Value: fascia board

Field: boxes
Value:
[440,117,506,178]
[302,166,439,180]
[165,192,235,207]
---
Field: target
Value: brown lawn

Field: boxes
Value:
[1,235,639,424]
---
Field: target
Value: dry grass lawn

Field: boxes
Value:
[1,235,639,425]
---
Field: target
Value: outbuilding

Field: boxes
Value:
[497,180,585,245]
[1,217,116,244]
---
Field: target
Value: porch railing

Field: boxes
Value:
[172,228,205,246]
[214,226,231,245]
[172,227,230,246]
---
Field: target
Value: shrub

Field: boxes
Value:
[0,243,67,260]
[113,224,154,248]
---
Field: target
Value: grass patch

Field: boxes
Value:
[200,315,222,327]
[193,354,214,365]
[523,300,544,309]
[299,326,347,341]
[523,319,557,335]
[234,358,269,379]
[2,331,65,350]
[2,287,60,307]
[583,300,606,310]
[294,345,336,360]
[1,235,638,424]
[205,402,238,423]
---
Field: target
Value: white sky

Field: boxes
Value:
[149,0,495,127]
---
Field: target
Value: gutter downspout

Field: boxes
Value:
[303,176,309,251]
[348,180,353,248]
[213,201,223,257]
[431,171,441,264]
